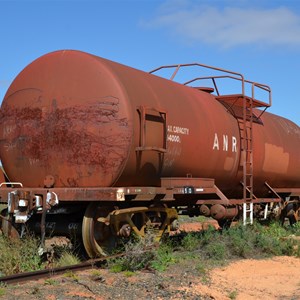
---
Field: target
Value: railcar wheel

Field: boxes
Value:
[82,203,116,258]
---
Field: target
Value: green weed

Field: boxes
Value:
[181,233,201,251]
[123,270,135,277]
[44,278,58,286]
[151,243,176,271]
[0,288,5,297]
[110,263,123,273]
[0,235,43,275]
[228,290,238,299]
[109,232,157,272]
[63,271,79,282]
[54,251,81,267]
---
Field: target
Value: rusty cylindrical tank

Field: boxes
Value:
[0,50,299,197]
[252,113,300,190]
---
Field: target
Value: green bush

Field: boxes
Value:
[151,242,176,271]
[203,240,227,260]
[0,235,43,275]
[55,251,81,267]
[0,234,82,275]
[181,233,201,251]
[225,225,254,258]
[178,221,300,262]
[109,233,157,272]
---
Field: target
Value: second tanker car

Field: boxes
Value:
[0,50,299,257]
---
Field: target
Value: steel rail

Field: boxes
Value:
[0,253,123,285]
[0,245,159,285]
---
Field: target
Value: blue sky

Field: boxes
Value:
[0,0,299,125]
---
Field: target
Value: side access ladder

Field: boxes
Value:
[240,96,254,225]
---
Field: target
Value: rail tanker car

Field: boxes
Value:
[0,50,299,257]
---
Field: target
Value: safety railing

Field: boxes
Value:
[149,63,272,110]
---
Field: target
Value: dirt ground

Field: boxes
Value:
[2,255,299,300]
[2,222,300,300]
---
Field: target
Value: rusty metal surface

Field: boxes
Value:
[0,51,132,188]
[161,177,215,188]
[252,112,300,192]
[0,184,224,203]
[105,56,241,190]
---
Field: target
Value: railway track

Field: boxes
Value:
[0,242,160,286]
[0,254,121,285]
[0,221,221,285]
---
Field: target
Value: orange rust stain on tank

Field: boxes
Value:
[262,143,289,174]
[224,157,234,171]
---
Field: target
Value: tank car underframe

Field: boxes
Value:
[0,177,299,257]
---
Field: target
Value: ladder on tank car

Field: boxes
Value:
[217,90,271,225]
[216,92,271,225]
[239,83,271,224]
[240,96,254,225]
